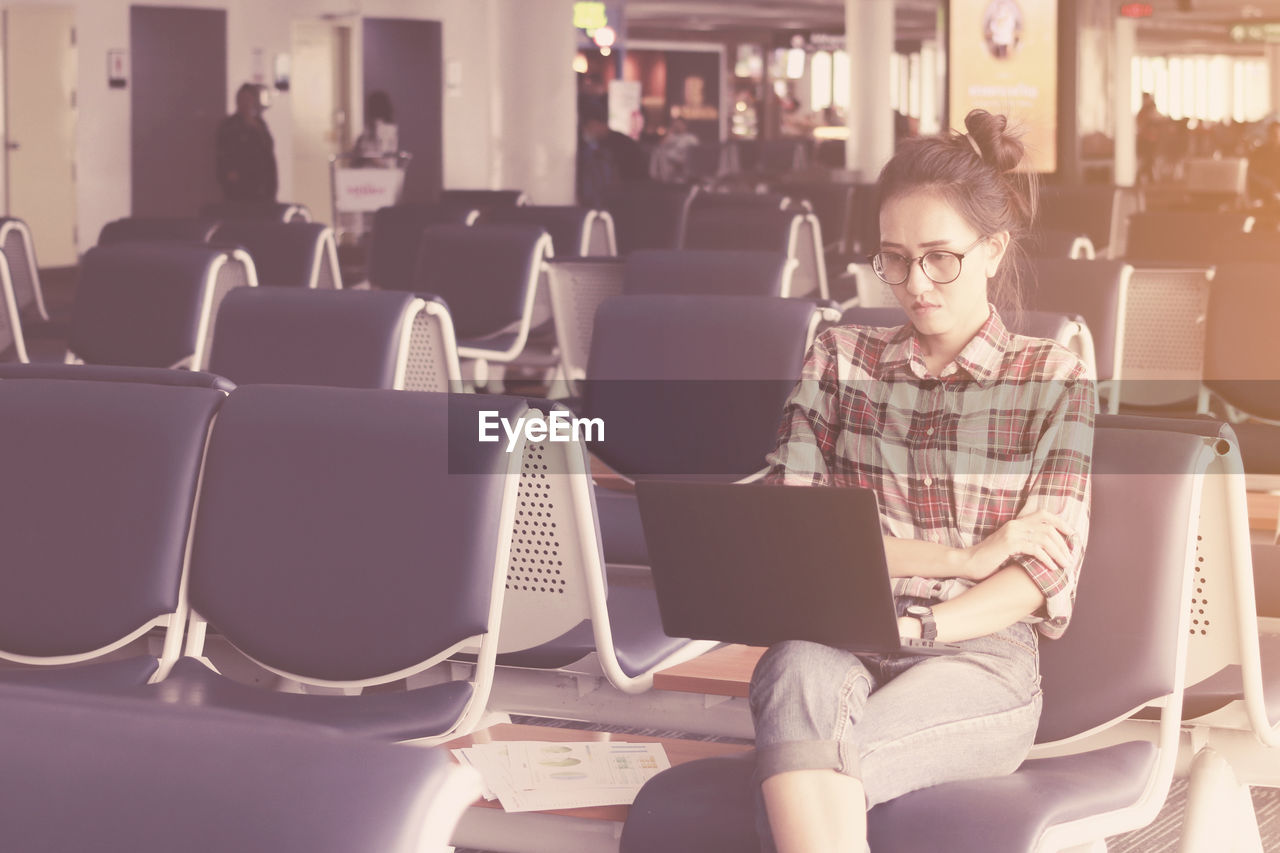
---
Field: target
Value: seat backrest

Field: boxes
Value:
[680,206,797,253]
[1027,228,1095,259]
[546,258,624,385]
[1204,262,1280,420]
[200,200,310,223]
[439,188,528,211]
[207,288,417,389]
[0,362,235,392]
[1124,211,1251,265]
[0,217,48,322]
[479,205,597,258]
[0,377,222,662]
[604,183,695,254]
[623,249,792,298]
[413,223,550,340]
[368,203,478,292]
[1037,185,1118,252]
[0,253,26,362]
[1027,258,1130,383]
[1036,425,1210,743]
[773,180,857,253]
[583,295,818,478]
[70,244,256,370]
[187,386,522,684]
[98,217,219,246]
[0,682,479,853]
[211,221,340,289]
[687,192,797,216]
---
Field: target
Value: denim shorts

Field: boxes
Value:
[748,598,1042,812]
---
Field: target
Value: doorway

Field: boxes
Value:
[4,5,77,265]
[130,5,226,217]
[362,18,443,203]
[291,18,353,226]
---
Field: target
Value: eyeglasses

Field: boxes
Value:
[867,235,989,286]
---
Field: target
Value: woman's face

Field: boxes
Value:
[878,189,1008,342]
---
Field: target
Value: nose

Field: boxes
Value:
[903,259,935,296]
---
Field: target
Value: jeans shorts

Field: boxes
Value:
[749,598,1043,812]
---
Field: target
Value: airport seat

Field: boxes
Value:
[0,362,235,392]
[1037,184,1140,258]
[211,220,342,289]
[97,216,220,246]
[0,217,50,323]
[624,249,796,298]
[0,683,481,853]
[1123,210,1253,266]
[680,206,828,298]
[206,288,461,391]
[622,425,1214,853]
[68,243,257,371]
[0,375,223,689]
[129,387,522,743]
[479,205,617,257]
[581,295,834,566]
[199,199,311,223]
[1026,228,1096,259]
[0,253,28,363]
[603,183,696,255]
[412,223,553,378]
[440,188,528,212]
[839,306,1098,380]
[1202,263,1280,477]
[686,191,808,216]
[367,203,479,292]
[772,179,858,253]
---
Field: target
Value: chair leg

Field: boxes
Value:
[1179,747,1263,853]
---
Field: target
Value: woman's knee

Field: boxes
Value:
[749,641,872,736]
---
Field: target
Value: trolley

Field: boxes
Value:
[330,151,412,244]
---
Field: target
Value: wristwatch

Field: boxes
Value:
[905,604,938,641]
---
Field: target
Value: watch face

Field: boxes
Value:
[906,605,930,617]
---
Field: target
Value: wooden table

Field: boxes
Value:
[652,644,764,699]
[444,723,750,852]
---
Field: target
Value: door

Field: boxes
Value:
[5,5,77,265]
[363,18,442,203]
[130,5,226,217]
[291,18,352,225]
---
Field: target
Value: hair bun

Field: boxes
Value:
[963,109,1024,173]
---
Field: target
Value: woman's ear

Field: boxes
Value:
[985,230,1011,279]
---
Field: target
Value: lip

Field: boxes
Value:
[911,302,941,313]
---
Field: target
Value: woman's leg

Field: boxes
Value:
[750,640,877,852]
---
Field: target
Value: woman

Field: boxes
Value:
[354,90,399,160]
[750,109,1095,852]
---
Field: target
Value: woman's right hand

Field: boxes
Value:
[961,510,1074,581]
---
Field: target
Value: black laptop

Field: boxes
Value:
[635,481,962,656]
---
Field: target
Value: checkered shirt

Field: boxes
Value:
[764,308,1095,639]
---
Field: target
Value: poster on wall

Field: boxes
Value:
[609,79,643,138]
[665,51,720,144]
[948,0,1058,172]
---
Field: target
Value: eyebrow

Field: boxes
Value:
[879,239,958,250]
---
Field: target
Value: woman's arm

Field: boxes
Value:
[897,564,1045,643]
[763,331,841,486]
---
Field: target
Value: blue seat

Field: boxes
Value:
[0,217,49,323]
[480,205,616,257]
[623,249,793,297]
[440,188,528,212]
[97,216,220,245]
[604,183,695,255]
[622,425,1213,852]
[681,206,827,298]
[130,386,521,742]
[0,682,480,853]
[1029,258,1130,386]
[367,203,478,292]
[0,362,235,392]
[69,243,257,370]
[0,375,223,689]
[200,199,311,223]
[211,221,341,289]
[1124,210,1252,265]
[207,288,426,389]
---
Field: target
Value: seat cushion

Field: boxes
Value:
[135,657,474,740]
[594,488,649,566]
[0,656,159,690]
[622,743,1158,853]
[492,584,691,679]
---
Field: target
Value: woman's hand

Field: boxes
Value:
[961,510,1073,582]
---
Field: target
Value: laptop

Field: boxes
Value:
[635,481,962,656]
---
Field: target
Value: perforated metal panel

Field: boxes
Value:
[546,261,623,382]
[402,309,452,392]
[1116,268,1209,407]
[1182,464,1244,687]
[1,224,40,319]
[852,263,898,308]
[497,435,595,652]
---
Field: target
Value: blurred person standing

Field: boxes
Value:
[216,83,277,202]
[354,90,399,161]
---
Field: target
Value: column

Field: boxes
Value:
[845,0,895,180]
[1266,43,1280,118]
[1113,16,1137,187]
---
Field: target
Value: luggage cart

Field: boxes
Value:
[330,152,412,245]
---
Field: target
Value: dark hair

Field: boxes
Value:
[236,82,260,101]
[876,109,1037,318]
[365,91,394,127]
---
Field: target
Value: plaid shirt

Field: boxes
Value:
[764,308,1095,639]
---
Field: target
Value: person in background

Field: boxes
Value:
[355,90,399,160]
[576,105,650,208]
[1136,92,1163,185]
[216,83,277,202]
[1249,120,1280,204]
[650,117,701,183]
